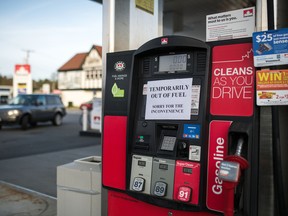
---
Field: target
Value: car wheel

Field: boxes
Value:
[53,113,62,126]
[21,115,30,130]
[0,125,2,130]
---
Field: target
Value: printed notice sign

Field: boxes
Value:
[191,85,201,115]
[206,7,255,42]
[256,69,288,106]
[145,78,192,120]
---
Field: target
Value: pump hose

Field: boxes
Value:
[235,137,244,156]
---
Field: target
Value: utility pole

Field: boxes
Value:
[22,49,34,64]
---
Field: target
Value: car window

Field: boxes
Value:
[21,95,33,105]
[54,96,62,105]
[9,95,30,105]
[47,96,54,105]
[47,95,60,105]
[37,95,46,106]
[0,95,9,104]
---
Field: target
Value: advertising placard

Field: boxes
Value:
[253,28,288,67]
[13,64,32,96]
[256,69,288,106]
[17,83,27,94]
[206,7,255,42]
[210,43,255,116]
[145,78,192,120]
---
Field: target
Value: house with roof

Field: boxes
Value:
[58,45,102,107]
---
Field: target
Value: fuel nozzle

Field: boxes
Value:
[219,123,251,216]
[225,136,249,171]
[219,136,249,184]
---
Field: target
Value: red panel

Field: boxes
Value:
[206,120,232,212]
[210,43,255,116]
[102,116,127,190]
[173,161,200,205]
[107,190,217,216]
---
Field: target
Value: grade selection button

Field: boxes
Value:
[153,181,167,197]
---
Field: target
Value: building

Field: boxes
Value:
[0,85,13,104]
[58,45,102,107]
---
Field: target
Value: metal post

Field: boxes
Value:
[82,107,88,131]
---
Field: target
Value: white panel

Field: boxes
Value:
[129,0,162,49]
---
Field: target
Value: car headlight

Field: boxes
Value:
[8,110,20,116]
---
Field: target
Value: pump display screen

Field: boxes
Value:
[159,164,168,170]
[183,167,192,174]
[138,160,146,167]
[160,136,177,151]
[159,54,187,72]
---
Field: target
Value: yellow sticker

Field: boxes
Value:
[135,0,154,15]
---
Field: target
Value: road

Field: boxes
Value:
[0,110,102,197]
[0,109,101,159]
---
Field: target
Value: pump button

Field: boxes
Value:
[177,186,192,202]
[132,177,145,192]
[153,181,167,197]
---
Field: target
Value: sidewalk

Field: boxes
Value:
[0,145,101,216]
[0,181,57,216]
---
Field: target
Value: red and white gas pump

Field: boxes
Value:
[102,36,259,216]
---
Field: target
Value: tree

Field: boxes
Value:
[0,75,13,85]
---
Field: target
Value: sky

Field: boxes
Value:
[0,0,102,80]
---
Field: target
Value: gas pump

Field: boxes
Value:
[126,36,211,212]
[102,36,259,216]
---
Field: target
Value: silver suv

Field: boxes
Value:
[0,94,66,130]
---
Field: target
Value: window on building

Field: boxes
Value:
[96,70,102,79]
[86,68,101,80]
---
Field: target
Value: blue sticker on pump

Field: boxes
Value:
[183,124,200,139]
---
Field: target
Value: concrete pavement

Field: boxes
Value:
[0,145,101,216]
[0,181,57,216]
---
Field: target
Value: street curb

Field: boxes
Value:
[0,180,57,216]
